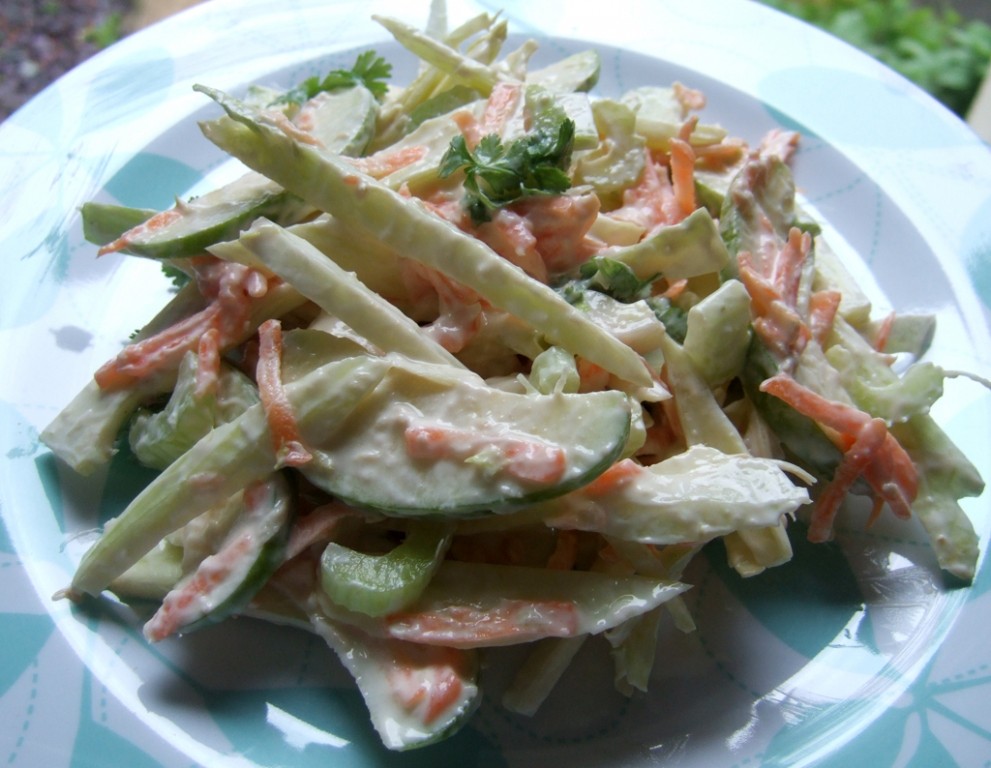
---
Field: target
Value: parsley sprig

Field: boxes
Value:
[439,118,576,224]
[275,51,392,106]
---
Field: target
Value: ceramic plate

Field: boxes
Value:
[1,1,990,765]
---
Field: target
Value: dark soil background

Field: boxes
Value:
[1,0,133,121]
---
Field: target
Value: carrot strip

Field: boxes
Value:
[194,327,221,399]
[256,319,312,468]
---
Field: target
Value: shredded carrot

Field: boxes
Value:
[387,598,580,646]
[582,458,643,496]
[873,311,896,353]
[386,645,468,725]
[194,327,221,399]
[480,82,521,137]
[95,260,263,391]
[546,530,580,571]
[349,145,428,179]
[809,290,842,346]
[98,208,184,256]
[759,373,918,540]
[256,319,312,468]
[404,421,566,486]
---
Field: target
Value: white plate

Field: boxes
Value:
[1,1,990,765]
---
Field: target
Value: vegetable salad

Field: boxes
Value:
[43,3,986,751]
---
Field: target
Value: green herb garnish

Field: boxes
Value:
[275,51,392,106]
[565,257,658,304]
[439,118,576,224]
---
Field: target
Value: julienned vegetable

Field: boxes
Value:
[43,2,985,752]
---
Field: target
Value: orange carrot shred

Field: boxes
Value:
[256,319,312,468]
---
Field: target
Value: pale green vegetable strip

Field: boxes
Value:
[68,356,388,596]
[197,88,653,388]
[239,219,465,368]
[606,607,663,695]
[535,445,809,544]
[659,332,796,573]
[502,636,587,715]
[41,380,166,476]
[658,332,746,454]
[373,14,502,95]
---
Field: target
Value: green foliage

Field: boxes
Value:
[439,119,576,223]
[82,12,125,50]
[761,0,991,115]
[275,51,392,106]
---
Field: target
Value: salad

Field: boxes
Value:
[41,3,987,752]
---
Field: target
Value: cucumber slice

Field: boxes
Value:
[142,472,294,641]
[80,202,155,245]
[526,49,601,93]
[103,85,379,260]
[297,360,634,516]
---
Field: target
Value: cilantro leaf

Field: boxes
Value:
[275,50,392,106]
[439,118,576,223]
[559,257,658,305]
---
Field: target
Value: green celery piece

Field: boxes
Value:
[196,87,653,388]
[129,350,259,470]
[607,207,730,282]
[320,521,454,617]
[308,611,481,750]
[238,220,465,369]
[827,347,946,425]
[68,355,389,596]
[892,417,983,582]
[373,14,501,96]
[80,202,156,245]
[535,444,810,545]
[316,559,689,647]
